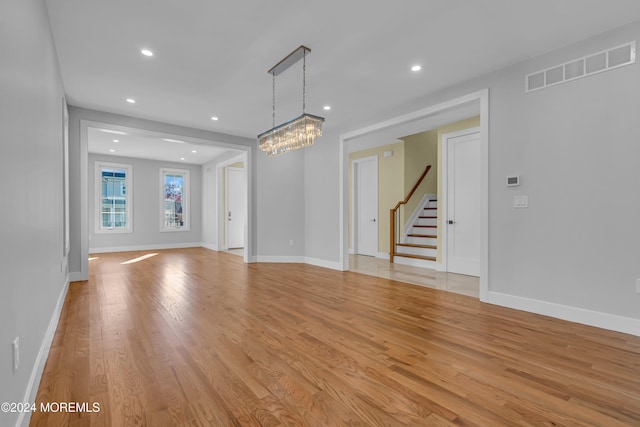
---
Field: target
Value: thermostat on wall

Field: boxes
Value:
[506,175,520,187]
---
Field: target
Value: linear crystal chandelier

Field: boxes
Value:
[257,45,325,157]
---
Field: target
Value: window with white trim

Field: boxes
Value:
[95,162,132,233]
[160,168,190,231]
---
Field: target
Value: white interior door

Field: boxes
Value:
[354,157,378,257]
[446,131,480,276]
[226,167,245,249]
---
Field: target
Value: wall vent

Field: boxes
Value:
[525,41,635,93]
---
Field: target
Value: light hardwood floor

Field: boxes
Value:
[32,248,640,426]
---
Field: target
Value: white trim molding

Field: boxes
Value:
[89,242,201,254]
[94,160,133,234]
[256,256,306,264]
[488,291,640,337]
[159,167,191,232]
[200,242,219,251]
[305,257,344,271]
[17,275,70,427]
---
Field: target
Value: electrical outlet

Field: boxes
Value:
[12,337,19,373]
[289,240,294,247]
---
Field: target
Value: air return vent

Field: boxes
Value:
[525,41,635,93]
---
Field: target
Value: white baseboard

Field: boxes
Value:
[305,257,343,271]
[199,242,218,251]
[256,256,306,263]
[89,242,201,254]
[347,251,389,260]
[16,274,70,427]
[69,271,86,282]
[487,291,640,337]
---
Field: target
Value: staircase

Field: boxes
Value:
[390,164,439,269]
[393,198,438,268]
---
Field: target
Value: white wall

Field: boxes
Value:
[88,154,202,252]
[304,130,341,266]
[256,147,307,261]
[0,1,68,426]
[201,160,218,250]
[305,21,640,332]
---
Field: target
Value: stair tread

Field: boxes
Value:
[413,225,436,228]
[424,207,437,210]
[408,233,437,238]
[394,253,437,262]
[397,243,437,249]
[419,216,437,219]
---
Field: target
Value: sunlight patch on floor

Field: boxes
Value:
[121,253,158,265]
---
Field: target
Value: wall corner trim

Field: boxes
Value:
[200,242,219,252]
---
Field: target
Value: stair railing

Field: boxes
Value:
[390,164,431,263]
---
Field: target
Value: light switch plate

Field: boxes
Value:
[513,195,528,208]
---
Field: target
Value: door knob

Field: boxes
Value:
[371,218,376,222]
[448,220,456,224]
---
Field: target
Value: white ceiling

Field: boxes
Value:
[46,0,640,141]
[87,126,239,164]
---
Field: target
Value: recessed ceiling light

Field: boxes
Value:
[141,49,154,57]
[323,106,331,111]
[126,98,136,104]
[109,149,115,153]
[211,116,219,121]
[162,138,185,144]
[191,150,197,153]
[180,157,185,160]
[411,65,422,72]
[113,139,119,143]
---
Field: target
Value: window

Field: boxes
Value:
[160,168,190,231]
[95,162,132,233]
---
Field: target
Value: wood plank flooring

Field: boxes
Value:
[31,248,640,426]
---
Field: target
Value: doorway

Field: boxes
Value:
[352,156,378,257]
[76,120,252,281]
[339,89,489,301]
[442,128,481,276]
